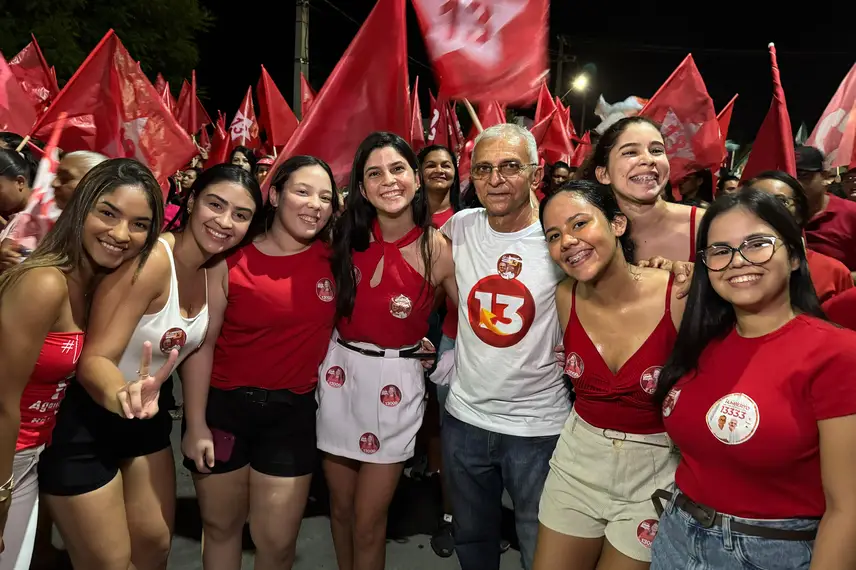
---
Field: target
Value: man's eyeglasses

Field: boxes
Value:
[700,235,782,272]
[471,161,537,180]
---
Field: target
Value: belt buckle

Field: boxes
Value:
[245,389,268,404]
[694,503,717,528]
[602,429,627,442]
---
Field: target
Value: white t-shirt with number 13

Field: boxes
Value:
[442,208,570,437]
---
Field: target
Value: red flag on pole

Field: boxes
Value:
[176,75,211,135]
[208,111,230,166]
[0,51,38,134]
[31,30,196,190]
[266,0,410,188]
[412,0,548,105]
[8,35,58,113]
[257,65,299,148]
[161,82,177,117]
[740,44,796,180]
[717,94,738,163]
[640,54,722,184]
[300,72,316,118]
[426,92,450,147]
[534,82,555,123]
[228,86,261,151]
[154,73,167,97]
[806,63,856,169]
[411,77,426,151]
[555,96,578,140]
[569,131,591,167]
[530,110,573,164]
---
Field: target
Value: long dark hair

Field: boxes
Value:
[0,147,34,187]
[0,159,164,301]
[744,170,809,228]
[576,116,662,182]
[263,155,340,243]
[654,189,825,402]
[418,144,461,212]
[166,164,265,249]
[540,179,636,262]
[230,145,257,173]
[332,132,433,320]
[0,133,37,183]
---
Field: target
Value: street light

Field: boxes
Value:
[572,73,589,93]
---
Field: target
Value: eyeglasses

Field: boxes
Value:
[700,235,782,272]
[471,161,536,180]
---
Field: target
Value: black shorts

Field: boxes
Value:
[38,379,173,497]
[182,386,317,478]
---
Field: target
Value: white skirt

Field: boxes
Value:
[316,333,426,464]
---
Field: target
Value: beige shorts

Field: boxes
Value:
[539,410,679,562]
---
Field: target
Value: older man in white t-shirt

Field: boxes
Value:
[440,124,570,570]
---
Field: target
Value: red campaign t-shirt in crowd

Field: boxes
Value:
[806,249,854,304]
[432,208,458,340]
[210,240,336,394]
[662,314,856,519]
[806,194,856,271]
[823,287,856,331]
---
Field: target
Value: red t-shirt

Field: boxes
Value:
[662,315,856,518]
[432,208,458,340]
[806,194,856,271]
[807,249,854,304]
[210,241,336,394]
[823,287,856,331]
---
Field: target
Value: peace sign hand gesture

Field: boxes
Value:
[117,341,179,419]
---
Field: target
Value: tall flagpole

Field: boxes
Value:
[294,0,310,119]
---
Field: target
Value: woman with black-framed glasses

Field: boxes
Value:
[650,189,856,569]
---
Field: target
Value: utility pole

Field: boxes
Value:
[294,0,310,119]
[555,37,565,95]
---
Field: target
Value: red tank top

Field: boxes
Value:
[563,274,677,434]
[211,240,336,393]
[337,220,435,347]
[688,206,698,262]
[17,332,84,451]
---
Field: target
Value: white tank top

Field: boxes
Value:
[116,238,209,382]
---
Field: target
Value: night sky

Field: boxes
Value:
[196,0,854,144]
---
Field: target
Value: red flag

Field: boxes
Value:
[228,86,261,150]
[411,77,426,151]
[208,111,230,166]
[469,100,505,138]
[154,73,167,96]
[31,30,196,189]
[569,131,591,167]
[530,110,573,164]
[257,65,299,148]
[267,0,409,188]
[426,92,450,147]
[412,0,548,105]
[717,94,738,163]
[176,74,211,135]
[300,72,316,118]
[448,101,465,154]
[555,96,578,140]
[640,54,722,184]
[741,44,796,180]
[806,63,856,169]
[8,35,58,113]
[199,125,211,153]
[534,82,555,123]
[0,52,38,134]
[160,81,176,116]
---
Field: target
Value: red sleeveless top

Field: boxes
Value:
[18,331,84,451]
[337,220,435,348]
[563,274,677,434]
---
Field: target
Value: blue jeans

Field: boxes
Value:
[442,412,558,570]
[651,491,817,569]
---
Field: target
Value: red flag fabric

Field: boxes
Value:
[0,52,38,134]
[717,94,738,163]
[199,125,211,153]
[208,111,230,166]
[410,77,426,151]
[266,0,410,188]
[176,75,211,135]
[257,65,299,148]
[555,96,578,140]
[31,30,196,189]
[300,72,316,118]
[534,82,555,123]
[639,54,722,184]
[160,81,176,116]
[806,63,856,169]
[569,131,591,167]
[468,100,506,138]
[530,110,573,164]
[448,101,465,154]
[154,73,167,96]
[228,86,261,151]
[426,92,450,147]
[741,44,796,180]
[412,0,548,105]
[8,36,58,113]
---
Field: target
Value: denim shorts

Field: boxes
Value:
[651,490,817,570]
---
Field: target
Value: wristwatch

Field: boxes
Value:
[0,475,13,503]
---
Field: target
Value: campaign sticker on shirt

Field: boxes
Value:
[466,276,536,348]
[564,352,584,379]
[325,366,345,388]
[662,388,681,418]
[380,384,402,407]
[389,294,413,319]
[160,328,187,354]
[496,253,523,280]
[316,278,335,302]
[706,393,760,445]
[637,519,659,548]
[354,266,362,285]
[640,366,661,395]
[359,432,380,455]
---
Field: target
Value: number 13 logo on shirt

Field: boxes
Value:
[467,275,536,348]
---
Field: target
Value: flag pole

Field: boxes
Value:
[463,99,484,133]
[15,136,30,152]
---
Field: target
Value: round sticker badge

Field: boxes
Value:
[636,519,659,548]
[466,276,536,348]
[316,278,335,302]
[160,327,187,354]
[662,388,681,418]
[706,393,760,445]
[380,385,402,407]
[640,366,662,395]
[389,294,413,319]
[325,366,345,388]
[359,432,380,455]
[496,253,523,280]
[564,352,584,379]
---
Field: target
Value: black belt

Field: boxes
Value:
[652,490,818,542]
[233,387,298,405]
[336,338,433,361]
